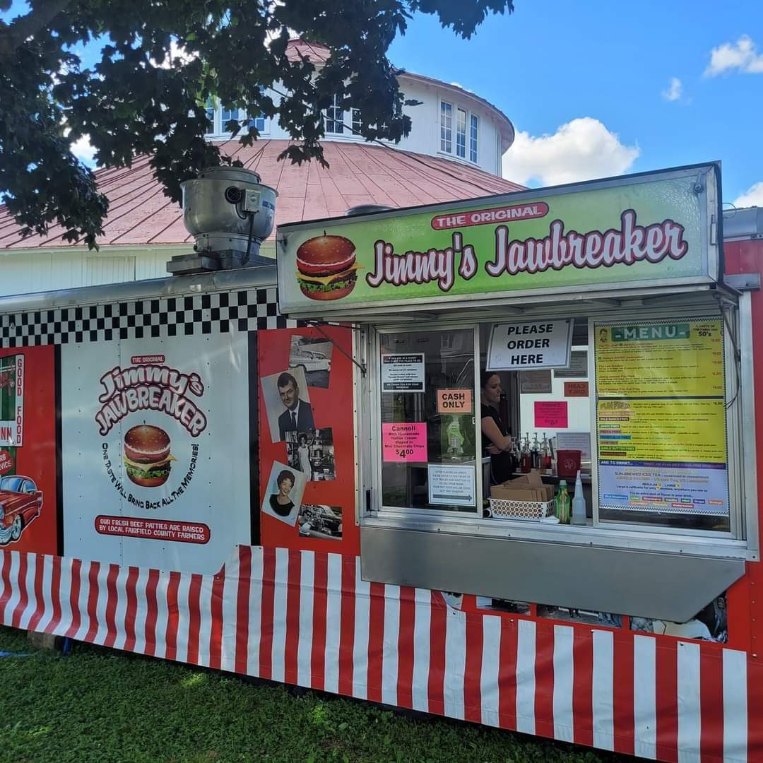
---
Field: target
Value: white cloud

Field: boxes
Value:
[662,77,682,102]
[733,181,763,208]
[71,134,97,168]
[705,35,763,76]
[502,117,640,186]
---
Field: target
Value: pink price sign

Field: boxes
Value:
[534,401,569,428]
[382,422,428,462]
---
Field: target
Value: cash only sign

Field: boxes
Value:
[276,164,721,316]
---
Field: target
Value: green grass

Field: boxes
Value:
[0,626,631,763]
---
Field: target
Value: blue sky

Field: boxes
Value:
[389,0,763,207]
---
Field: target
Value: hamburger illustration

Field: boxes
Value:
[123,424,175,488]
[296,234,358,301]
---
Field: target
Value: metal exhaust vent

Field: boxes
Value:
[167,167,278,275]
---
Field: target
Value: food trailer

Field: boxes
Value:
[0,162,761,761]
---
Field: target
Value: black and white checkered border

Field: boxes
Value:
[0,287,297,347]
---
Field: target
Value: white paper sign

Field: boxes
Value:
[556,431,592,460]
[428,463,475,506]
[487,319,573,371]
[381,353,425,392]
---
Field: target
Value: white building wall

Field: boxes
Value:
[397,78,505,176]
[0,251,87,296]
[135,251,176,281]
[225,77,508,177]
[0,248,185,297]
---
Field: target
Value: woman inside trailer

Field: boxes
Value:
[480,370,515,484]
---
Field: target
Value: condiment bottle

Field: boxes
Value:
[520,434,532,473]
[555,480,570,524]
[541,433,552,472]
[571,470,587,525]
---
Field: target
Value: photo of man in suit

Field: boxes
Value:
[277,371,315,440]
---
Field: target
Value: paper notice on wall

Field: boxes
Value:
[381,354,425,392]
[555,432,591,461]
[487,320,572,371]
[598,462,729,516]
[564,381,589,397]
[436,389,473,414]
[519,370,553,394]
[382,422,427,462]
[534,401,568,428]
[428,464,475,506]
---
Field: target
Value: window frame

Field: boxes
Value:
[322,96,364,138]
[325,93,345,134]
[440,101,453,153]
[456,108,467,158]
[440,100,480,164]
[359,295,757,562]
[203,99,269,138]
[370,324,483,520]
[470,114,479,163]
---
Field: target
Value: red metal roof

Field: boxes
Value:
[0,140,524,250]
[285,38,331,64]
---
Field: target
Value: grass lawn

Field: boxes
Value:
[0,626,632,762]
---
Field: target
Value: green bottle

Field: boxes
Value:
[555,480,570,524]
[445,416,464,459]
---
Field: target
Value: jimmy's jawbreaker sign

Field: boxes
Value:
[366,210,688,292]
[96,359,207,437]
[277,164,720,315]
[61,335,252,573]
[95,355,207,511]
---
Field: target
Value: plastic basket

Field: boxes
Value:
[488,497,555,521]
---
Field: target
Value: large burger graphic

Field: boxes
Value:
[296,234,358,301]
[123,424,175,488]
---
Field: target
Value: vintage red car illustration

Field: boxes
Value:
[0,475,43,544]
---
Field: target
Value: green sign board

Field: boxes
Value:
[276,164,721,316]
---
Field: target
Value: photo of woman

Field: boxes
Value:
[261,461,307,526]
[269,469,296,517]
[285,428,336,481]
[297,435,312,480]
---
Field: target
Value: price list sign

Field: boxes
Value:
[382,422,428,462]
[595,318,729,517]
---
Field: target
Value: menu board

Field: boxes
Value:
[595,318,729,517]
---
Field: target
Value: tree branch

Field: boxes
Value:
[0,0,71,59]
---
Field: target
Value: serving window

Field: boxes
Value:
[377,328,479,514]
[365,297,751,553]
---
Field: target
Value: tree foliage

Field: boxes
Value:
[0,0,514,248]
